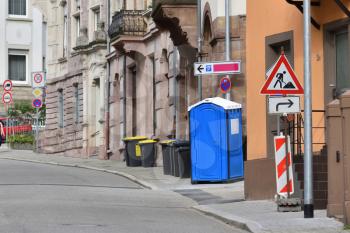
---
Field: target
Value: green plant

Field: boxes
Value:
[7,100,46,123]
[8,134,35,144]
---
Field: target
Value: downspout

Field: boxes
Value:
[123,55,127,139]
[152,56,156,136]
[174,47,180,139]
[104,0,111,159]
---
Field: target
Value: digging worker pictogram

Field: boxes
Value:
[274,71,286,88]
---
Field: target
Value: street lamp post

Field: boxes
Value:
[303,0,314,218]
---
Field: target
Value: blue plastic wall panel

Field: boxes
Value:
[190,103,229,181]
[227,109,244,179]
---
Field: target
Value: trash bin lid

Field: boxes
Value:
[172,140,190,147]
[159,140,176,145]
[188,97,242,112]
[122,136,148,141]
[138,139,158,144]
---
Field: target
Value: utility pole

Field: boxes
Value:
[197,0,202,100]
[303,0,314,218]
[225,0,231,100]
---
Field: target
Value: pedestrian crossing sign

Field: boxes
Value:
[260,54,304,95]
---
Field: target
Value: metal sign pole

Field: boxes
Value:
[303,0,314,218]
[284,117,290,198]
[225,0,231,100]
[197,0,203,100]
[5,105,9,145]
[36,108,39,152]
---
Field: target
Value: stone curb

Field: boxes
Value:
[192,205,267,233]
[0,157,157,190]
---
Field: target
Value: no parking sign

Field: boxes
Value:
[32,98,43,108]
[219,76,231,94]
[32,72,46,88]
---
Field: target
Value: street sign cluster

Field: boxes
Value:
[2,80,13,105]
[260,54,304,114]
[260,54,304,199]
[31,72,46,108]
[194,61,241,94]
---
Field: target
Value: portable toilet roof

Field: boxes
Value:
[188,97,242,112]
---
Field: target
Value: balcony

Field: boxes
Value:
[153,0,197,9]
[108,10,147,40]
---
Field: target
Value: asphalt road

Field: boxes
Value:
[0,159,246,233]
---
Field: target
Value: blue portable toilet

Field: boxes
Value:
[189,97,244,183]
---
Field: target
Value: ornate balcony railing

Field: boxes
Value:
[108,10,147,39]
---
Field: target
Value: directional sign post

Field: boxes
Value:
[268,96,300,114]
[194,61,241,76]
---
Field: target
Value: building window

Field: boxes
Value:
[63,4,68,57]
[94,8,100,31]
[74,84,79,124]
[8,53,27,82]
[75,0,80,10]
[75,16,80,38]
[335,30,350,96]
[9,0,27,16]
[58,89,64,128]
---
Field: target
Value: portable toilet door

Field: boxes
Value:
[227,108,244,179]
[189,97,244,183]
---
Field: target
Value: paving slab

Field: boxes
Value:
[194,200,346,233]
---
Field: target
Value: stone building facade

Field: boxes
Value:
[40,0,247,162]
[40,0,108,158]
[106,0,246,162]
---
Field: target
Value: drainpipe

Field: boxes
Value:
[104,0,111,159]
[174,47,179,139]
[197,0,202,100]
[225,0,231,100]
[123,55,127,139]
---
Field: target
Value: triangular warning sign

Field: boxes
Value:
[260,54,304,95]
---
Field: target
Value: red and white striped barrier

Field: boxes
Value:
[274,134,294,196]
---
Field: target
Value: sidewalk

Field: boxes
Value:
[0,148,346,233]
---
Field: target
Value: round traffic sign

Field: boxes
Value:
[3,80,13,92]
[32,98,43,108]
[2,92,12,104]
[220,76,231,93]
[33,73,43,83]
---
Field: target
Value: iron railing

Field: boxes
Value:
[108,10,147,39]
[292,110,326,156]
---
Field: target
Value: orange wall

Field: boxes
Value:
[246,0,348,160]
